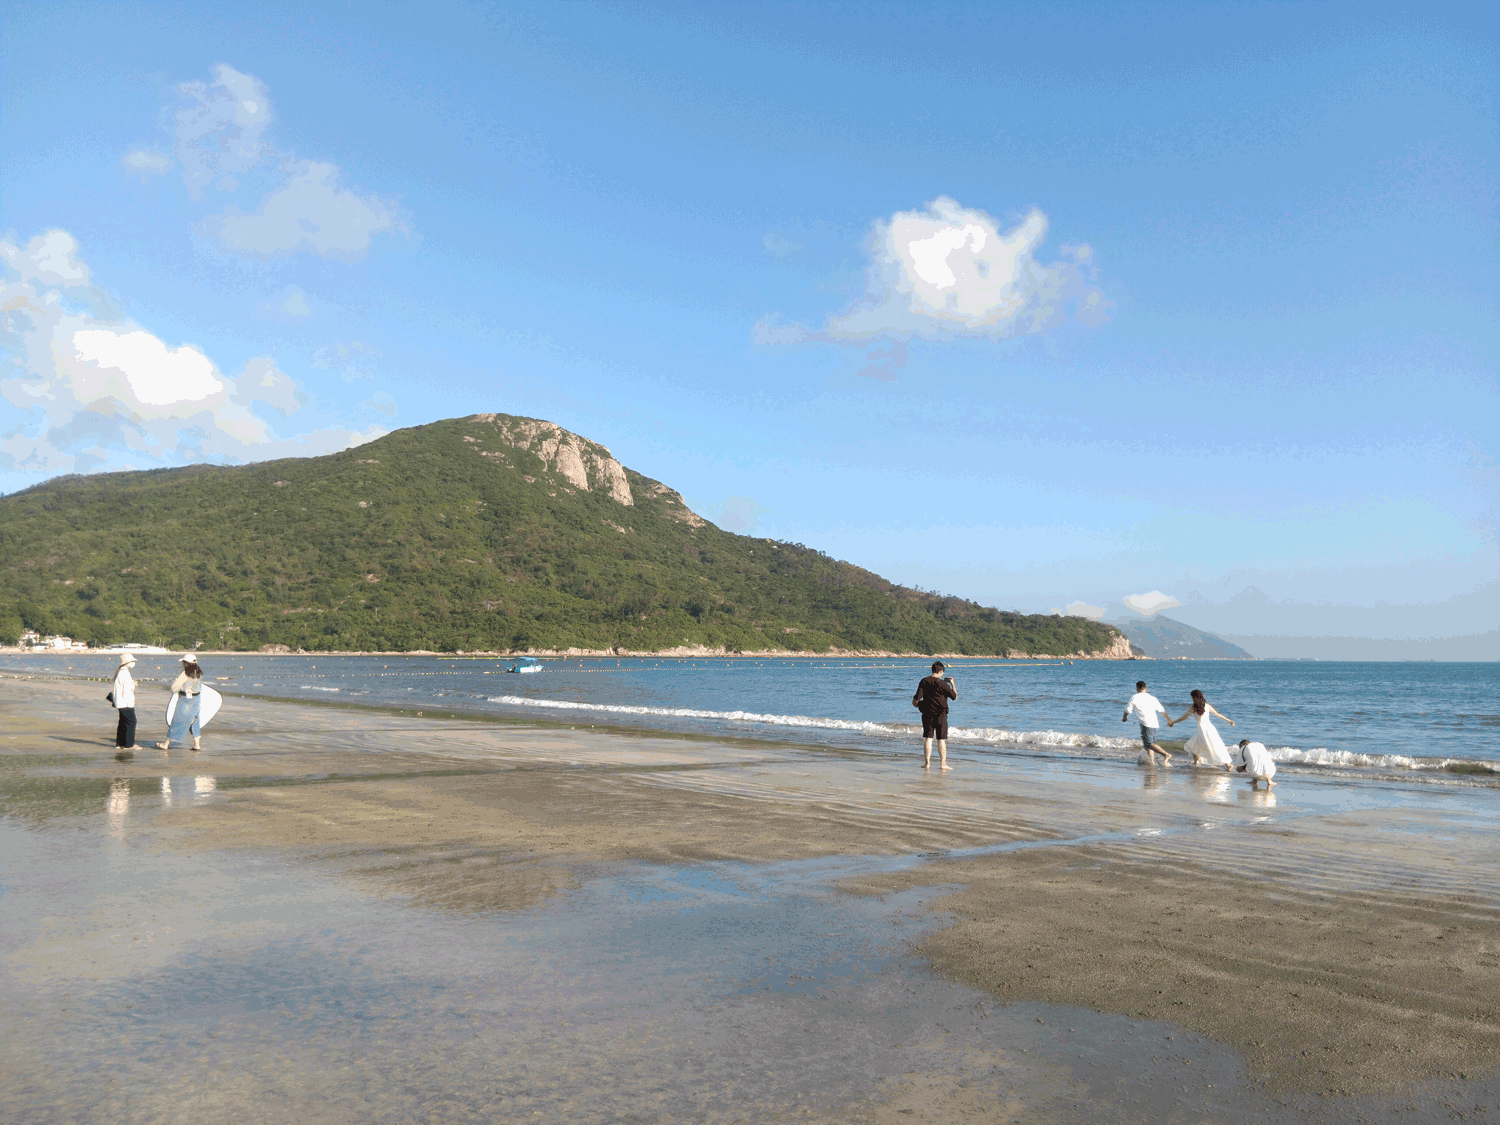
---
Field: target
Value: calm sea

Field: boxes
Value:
[9,653,1497,787]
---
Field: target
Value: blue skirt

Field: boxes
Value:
[166,693,201,748]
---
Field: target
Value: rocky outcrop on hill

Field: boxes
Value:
[469,414,635,505]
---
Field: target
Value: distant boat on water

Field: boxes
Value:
[506,657,544,674]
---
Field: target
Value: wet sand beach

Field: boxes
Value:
[2,673,1497,1123]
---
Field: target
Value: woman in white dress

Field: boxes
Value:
[1168,688,1235,769]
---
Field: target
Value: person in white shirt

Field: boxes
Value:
[1122,680,1172,764]
[111,653,138,751]
[1235,739,1276,787]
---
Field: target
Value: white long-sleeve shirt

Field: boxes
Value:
[112,666,136,709]
[1236,741,1276,779]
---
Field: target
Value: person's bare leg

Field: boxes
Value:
[938,738,951,770]
[922,737,933,769]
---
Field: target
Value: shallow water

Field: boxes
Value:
[11,653,1496,787]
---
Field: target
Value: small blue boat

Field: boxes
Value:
[505,657,544,674]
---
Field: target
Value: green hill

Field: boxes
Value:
[0,413,1129,657]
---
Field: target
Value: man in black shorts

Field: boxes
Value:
[913,660,958,771]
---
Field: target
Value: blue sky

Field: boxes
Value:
[3,1,1495,655]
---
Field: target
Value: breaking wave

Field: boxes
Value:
[1271,745,1499,775]
[488,693,1498,781]
[489,694,904,735]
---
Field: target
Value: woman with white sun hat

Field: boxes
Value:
[157,653,205,751]
[110,652,139,751]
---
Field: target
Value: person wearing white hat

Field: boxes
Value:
[111,652,139,750]
[157,653,205,751]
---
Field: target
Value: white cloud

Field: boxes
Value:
[312,339,380,381]
[1122,590,1182,616]
[278,288,311,318]
[204,162,402,261]
[1,230,92,289]
[174,64,272,198]
[71,329,224,406]
[363,391,397,417]
[856,340,906,383]
[755,196,1111,376]
[0,230,375,484]
[235,357,305,416]
[254,285,314,324]
[128,66,408,263]
[122,149,173,179]
[1063,601,1107,619]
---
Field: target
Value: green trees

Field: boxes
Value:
[0,414,1126,656]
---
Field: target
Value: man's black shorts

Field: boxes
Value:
[922,714,949,740]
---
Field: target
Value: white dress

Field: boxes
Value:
[1184,709,1232,766]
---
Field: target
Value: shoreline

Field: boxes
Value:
[12,646,1497,663]
[3,674,1497,1120]
[0,645,1140,660]
[5,663,1496,787]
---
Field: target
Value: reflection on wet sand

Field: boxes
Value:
[105,777,129,835]
[1237,785,1277,808]
[1194,773,1233,803]
[107,776,219,826]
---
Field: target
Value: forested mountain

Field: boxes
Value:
[0,413,1129,657]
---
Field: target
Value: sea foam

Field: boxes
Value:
[489,695,1137,752]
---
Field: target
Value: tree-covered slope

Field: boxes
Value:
[0,413,1128,656]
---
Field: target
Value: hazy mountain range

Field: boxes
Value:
[1105,616,1254,660]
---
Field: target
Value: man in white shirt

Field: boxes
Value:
[1122,680,1171,764]
[111,653,138,751]
[1235,740,1277,787]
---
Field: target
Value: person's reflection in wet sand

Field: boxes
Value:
[106,778,130,836]
[193,776,216,802]
[160,776,172,807]
[1237,786,1278,809]
[1140,768,1169,792]
[1194,773,1233,804]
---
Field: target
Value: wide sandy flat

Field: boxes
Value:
[2,673,1496,1123]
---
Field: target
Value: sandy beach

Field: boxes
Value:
[2,672,1496,1124]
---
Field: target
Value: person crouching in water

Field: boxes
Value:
[913,661,958,771]
[1235,739,1276,788]
[157,653,205,752]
